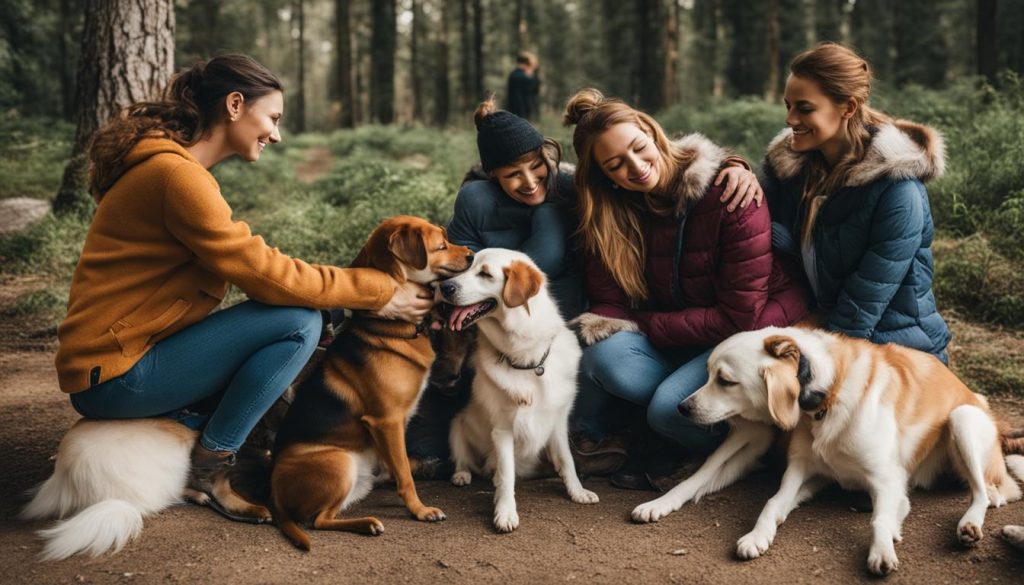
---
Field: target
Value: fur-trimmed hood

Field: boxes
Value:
[671,133,731,202]
[765,120,945,187]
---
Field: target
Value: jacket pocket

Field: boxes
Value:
[109,298,192,357]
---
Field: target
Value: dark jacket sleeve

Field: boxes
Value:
[635,186,774,347]
[518,201,571,279]
[446,182,490,253]
[826,181,924,339]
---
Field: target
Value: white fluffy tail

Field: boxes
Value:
[36,500,143,560]
[1007,454,1024,482]
[21,418,196,560]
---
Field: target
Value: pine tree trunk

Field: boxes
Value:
[53,0,175,215]
[766,0,780,102]
[472,0,484,104]
[411,0,425,122]
[335,0,355,128]
[977,0,998,82]
[664,0,680,107]
[370,0,397,123]
[58,0,77,121]
[458,0,472,110]
[712,0,725,98]
[293,0,307,133]
[435,0,451,126]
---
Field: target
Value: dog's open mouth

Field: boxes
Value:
[447,299,497,331]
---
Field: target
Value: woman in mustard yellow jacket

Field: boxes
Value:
[56,54,432,518]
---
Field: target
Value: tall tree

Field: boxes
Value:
[435,0,451,126]
[893,0,948,87]
[634,0,665,111]
[457,0,472,109]
[335,0,355,128]
[664,0,681,107]
[472,0,484,104]
[726,0,769,97]
[292,0,306,133]
[410,0,425,122]
[53,0,175,215]
[766,0,780,102]
[370,0,397,123]
[977,0,998,82]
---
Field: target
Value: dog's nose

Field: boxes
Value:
[440,281,457,298]
[677,399,693,418]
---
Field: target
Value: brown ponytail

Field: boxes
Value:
[87,54,283,201]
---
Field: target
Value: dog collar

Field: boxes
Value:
[355,317,426,339]
[498,343,552,376]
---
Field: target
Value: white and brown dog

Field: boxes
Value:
[640,326,1024,575]
[439,248,599,533]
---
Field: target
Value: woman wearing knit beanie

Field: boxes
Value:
[406,98,763,480]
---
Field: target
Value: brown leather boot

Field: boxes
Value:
[186,444,267,524]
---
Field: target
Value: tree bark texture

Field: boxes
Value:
[370,0,397,123]
[335,0,355,128]
[54,0,175,215]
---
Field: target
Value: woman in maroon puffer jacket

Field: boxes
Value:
[563,89,809,485]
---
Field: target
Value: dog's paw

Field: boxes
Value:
[568,313,640,347]
[957,521,984,546]
[736,531,772,560]
[493,507,520,533]
[364,518,385,536]
[416,506,447,522]
[631,499,673,523]
[183,488,210,505]
[451,470,472,486]
[1001,525,1024,551]
[866,542,900,575]
[570,488,599,505]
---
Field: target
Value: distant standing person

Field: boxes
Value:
[507,51,540,120]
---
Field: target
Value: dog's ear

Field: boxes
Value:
[763,335,802,430]
[763,364,801,431]
[502,261,543,314]
[389,227,429,270]
[765,335,800,365]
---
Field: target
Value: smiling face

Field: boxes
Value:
[783,74,853,156]
[494,152,549,206]
[592,123,663,193]
[225,90,283,162]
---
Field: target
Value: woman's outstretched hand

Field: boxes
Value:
[715,166,764,212]
[374,279,434,323]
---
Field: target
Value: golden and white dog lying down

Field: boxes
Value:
[633,326,1024,575]
[439,249,599,533]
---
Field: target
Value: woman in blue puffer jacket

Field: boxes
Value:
[764,42,951,363]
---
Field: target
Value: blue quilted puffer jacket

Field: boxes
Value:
[763,120,952,363]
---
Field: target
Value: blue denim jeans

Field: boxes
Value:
[574,332,723,455]
[70,301,322,453]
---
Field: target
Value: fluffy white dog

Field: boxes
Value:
[439,248,599,533]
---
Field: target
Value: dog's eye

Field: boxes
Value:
[436,243,447,251]
[478,270,492,279]
[716,373,737,387]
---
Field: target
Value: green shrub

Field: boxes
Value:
[934,234,1024,328]
[0,115,74,201]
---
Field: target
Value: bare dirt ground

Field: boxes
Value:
[1,347,1023,585]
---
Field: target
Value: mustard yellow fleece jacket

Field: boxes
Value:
[56,138,395,393]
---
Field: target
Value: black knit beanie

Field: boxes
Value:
[476,110,544,172]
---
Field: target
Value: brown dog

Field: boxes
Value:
[267,216,473,550]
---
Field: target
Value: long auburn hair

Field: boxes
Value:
[789,43,891,241]
[562,88,695,303]
[462,96,563,195]
[87,54,283,201]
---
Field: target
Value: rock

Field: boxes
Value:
[0,198,49,235]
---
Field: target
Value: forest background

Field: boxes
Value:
[1,0,1024,397]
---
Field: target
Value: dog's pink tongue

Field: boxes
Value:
[449,303,483,331]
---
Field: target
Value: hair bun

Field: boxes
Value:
[563,88,604,127]
[473,95,498,128]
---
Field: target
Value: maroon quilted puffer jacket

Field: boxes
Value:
[585,134,810,348]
